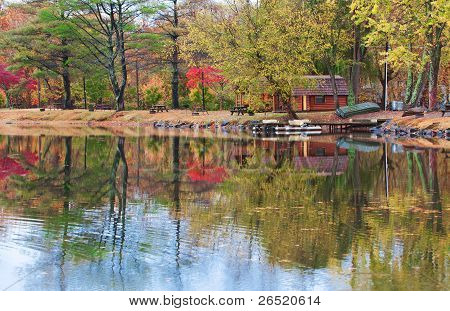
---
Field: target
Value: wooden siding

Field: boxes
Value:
[260,94,348,112]
[308,95,347,111]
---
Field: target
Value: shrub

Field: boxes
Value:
[144,87,162,108]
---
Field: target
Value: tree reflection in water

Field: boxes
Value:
[0,134,447,290]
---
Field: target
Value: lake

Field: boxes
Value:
[0,130,448,290]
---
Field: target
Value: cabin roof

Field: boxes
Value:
[293,75,349,96]
[294,156,348,176]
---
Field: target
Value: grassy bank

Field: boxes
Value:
[0,108,282,125]
[0,108,447,130]
[389,113,450,131]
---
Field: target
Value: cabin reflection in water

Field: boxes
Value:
[232,139,348,176]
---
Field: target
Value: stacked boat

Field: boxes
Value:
[252,119,322,136]
[275,119,322,135]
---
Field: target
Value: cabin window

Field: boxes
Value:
[315,148,326,156]
[315,95,325,104]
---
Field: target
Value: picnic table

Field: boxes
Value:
[230,105,248,116]
[47,102,64,110]
[95,103,113,110]
[150,104,169,113]
[45,99,75,110]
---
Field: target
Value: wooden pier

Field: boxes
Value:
[313,119,387,133]
[252,119,389,136]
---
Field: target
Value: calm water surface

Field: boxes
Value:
[0,131,448,290]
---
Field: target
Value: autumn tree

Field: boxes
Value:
[155,0,210,109]
[352,0,449,109]
[187,0,315,119]
[306,0,353,109]
[67,0,159,111]
[186,66,224,110]
[3,1,80,109]
[156,0,183,109]
[0,63,36,107]
[0,63,21,107]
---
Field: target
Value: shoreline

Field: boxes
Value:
[0,108,448,140]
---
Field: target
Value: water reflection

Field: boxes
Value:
[0,133,448,290]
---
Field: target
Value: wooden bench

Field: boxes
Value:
[95,103,113,110]
[441,104,450,116]
[230,105,248,116]
[191,106,208,116]
[150,104,169,113]
[47,102,64,110]
[46,98,75,110]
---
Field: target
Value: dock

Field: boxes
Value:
[313,119,388,133]
[253,119,388,135]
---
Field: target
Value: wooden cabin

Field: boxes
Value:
[289,75,349,112]
[236,75,349,112]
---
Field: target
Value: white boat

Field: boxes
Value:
[275,131,322,136]
[288,119,311,126]
[262,119,279,124]
[274,125,322,132]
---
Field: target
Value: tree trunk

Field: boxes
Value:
[62,71,72,109]
[410,64,428,108]
[108,55,126,111]
[117,38,127,112]
[5,92,10,109]
[219,83,224,110]
[407,47,429,108]
[38,79,41,108]
[61,39,72,110]
[404,43,414,104]
[109,6,128,112]
[135,61,140,109]
[329,71,340,109]
[282,96,298,120]
[350,24,362,105]
[171,49,180,109]
[201,71,206,111]
[171,0,180,109]
[428,27,443,111]
[83,76,87,109]
[404,65,413,105]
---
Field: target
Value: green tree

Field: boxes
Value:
[144,86,163,108]
[3,1,80,109]
[307,0,353,109]
[186,0,315,119]
[66,0,160,111]
[85,71,112,105]
[352,0,449,109]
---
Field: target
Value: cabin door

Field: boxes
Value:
[302,96,307,111]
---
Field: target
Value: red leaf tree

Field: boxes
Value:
[186,66,225,89]
[186,66,225,110]
[0,63,36,107]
